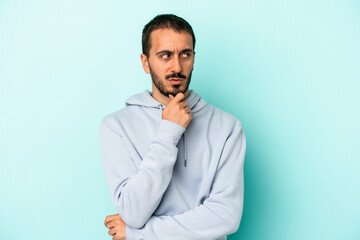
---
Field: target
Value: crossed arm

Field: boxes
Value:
[102,122,246,240]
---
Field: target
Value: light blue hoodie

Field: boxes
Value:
[100,90,246,240]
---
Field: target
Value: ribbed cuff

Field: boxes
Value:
[156,119,185,145]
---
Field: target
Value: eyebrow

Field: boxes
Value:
[155,48,193,56]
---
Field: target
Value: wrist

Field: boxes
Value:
[157,119,185,145]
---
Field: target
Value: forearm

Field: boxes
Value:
[126,187,244,240]
[127,123,246,239]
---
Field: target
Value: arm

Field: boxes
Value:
[126,123,246,240]
[100,119,185,228]
[100,93,192,229]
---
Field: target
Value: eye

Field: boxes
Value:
[182,53,191,58]
[161,54,170,59]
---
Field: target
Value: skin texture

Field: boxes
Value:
[104,28,196,238]
[163,93,192,128]
[104,214,126,240]
[140,28,195,106]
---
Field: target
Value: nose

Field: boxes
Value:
[171,55,182,73]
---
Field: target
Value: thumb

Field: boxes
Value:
[169,94,175,100]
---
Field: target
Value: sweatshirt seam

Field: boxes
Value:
[102,121,123,136]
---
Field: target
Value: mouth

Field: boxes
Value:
[168,78,184,84]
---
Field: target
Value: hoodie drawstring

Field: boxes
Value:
[158,104,164,111]
[183,132,187,167]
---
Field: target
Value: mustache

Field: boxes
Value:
[165,72,187,80]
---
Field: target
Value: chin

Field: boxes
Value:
[172,85,187,92]
[162,87,186,97]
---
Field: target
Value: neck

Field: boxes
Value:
[151,84,190,106]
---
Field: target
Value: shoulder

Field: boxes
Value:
[205,104,243,131]
[101,90,159,129]
[100,106,132,130]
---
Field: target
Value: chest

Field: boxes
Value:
[125,112,227,214]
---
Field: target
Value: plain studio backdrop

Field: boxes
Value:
[1,0,359,239]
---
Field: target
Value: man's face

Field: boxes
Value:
[141,28,195,97]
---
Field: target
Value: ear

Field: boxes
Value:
[140,54,150,74]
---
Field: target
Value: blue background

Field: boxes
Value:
[1,0,359,239]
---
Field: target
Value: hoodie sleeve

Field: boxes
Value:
[126,123,246,240]
[100,119,185,228]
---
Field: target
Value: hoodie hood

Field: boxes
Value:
[125,90,207,113]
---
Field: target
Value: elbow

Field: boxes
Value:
[123,216,146,229]
[114,201,148,228]
[221,215,241,235]
[112,186,151,228]
[226,209,243,234]
[221,204,243,235]
[227,218,241,235]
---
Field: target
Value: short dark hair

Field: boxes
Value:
[142,14,196,57]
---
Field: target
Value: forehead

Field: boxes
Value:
[149,28,193,53]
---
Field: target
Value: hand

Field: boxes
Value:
[104,214,126,240]
[162,93,192,128]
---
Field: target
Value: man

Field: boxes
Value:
[100,14,246,240]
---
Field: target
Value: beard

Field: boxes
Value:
[149,65,192,97]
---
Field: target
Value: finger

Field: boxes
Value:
[169,94,175,100]
[105,221,116,229]
[104,214,121,225]
[114,233,124,240]
[184,106,191,113]
[172,93,185,103]
[108,228,117,236]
